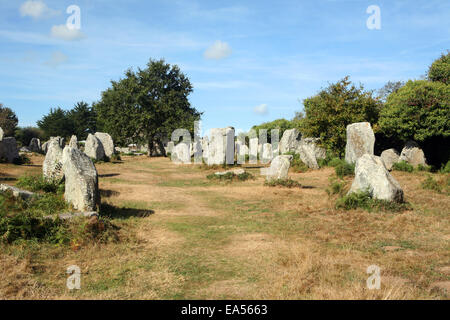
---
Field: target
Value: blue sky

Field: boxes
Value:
[0,0,449,135]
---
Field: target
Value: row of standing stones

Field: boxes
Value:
[169,123,428,204]
[0,128,116,213]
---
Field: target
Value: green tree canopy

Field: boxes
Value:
[94,59,202,152]
[67,101,97,140]
[300,76,381,156]
[15,127,44,146]
[0,103,19,136]
[379,80,450,142]
[428,51,450,85]
[37,107,74,140]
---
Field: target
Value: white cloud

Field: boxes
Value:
[44,51,68,67]
[19,0,59,19]
[253,104,268,115]
[50,24,85,41]
[204,40,232,60]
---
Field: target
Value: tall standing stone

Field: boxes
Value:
[69,135,78,148]
[85,133,106,160]
[94,132,115,158]
[0,137,19,163]
[279,129,300,154]
[207,129,225,165]
[261,143,273,164]
[43,139,64,181]
[345,122,375,164]
[249,137,258,163]
[296,138,326,169]
[225,127,235,165]
[62,146,100,211]
[348,154,404,203]
[399,141,427,167]
[0,127,3,140]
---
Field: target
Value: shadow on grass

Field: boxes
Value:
[99,173,121,178]
[100,203,155,219]
[99,189,121,198]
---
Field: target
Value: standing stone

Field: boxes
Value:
[296,138,326,169]
[85,133,106,160]
[225,127,235,165]
[345,122,375,164]
[166,141,175,155]
[0,137,19,163]
[193,139,202,163]
[207,129,225,165]
[380,148,400,171]
[171,142,191,164]
[279,129,301,154]
[201,137,209,163]
[42,141,49,154]
[249,137,258,163]
[399,141,427,167]
[0,127,3,140]
[62,146,100,211]
[28,138,41,153]
[262,143,273,164]
[348,154,404,203]
[43,139,64,181]
[69,135,78,148]
[264,155,293,180]
[94,132,115,158]
[50,136,65,149]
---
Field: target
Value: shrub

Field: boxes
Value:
[335,161,355,178]
[336,191,407,212]
[264,178,302,188]
[12,154,31,165]
[290,153,309,172]
[326,177,346,196]
[417,164,432,172]
[17,175,63,194]
[392,161,414,172]
[207,171,254,182]
[428,51,450,84]
[440,160,450,173]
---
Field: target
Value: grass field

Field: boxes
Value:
[0,154,449,299]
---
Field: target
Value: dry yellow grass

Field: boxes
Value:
[0,155,449,299]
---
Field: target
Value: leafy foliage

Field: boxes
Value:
[67,101,97,140]
[392,161,414,172]
[336,191,407,212]
[300,76,381,156]
[428,51,450,84]
[14,126,44,147]
[37,107,74,140]
[94,59,202,150]
[251,118,297,143]
[379,80,449,143]
[17,174,64,194]
[0,103,18,136]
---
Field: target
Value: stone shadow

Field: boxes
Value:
[100,203,155,219]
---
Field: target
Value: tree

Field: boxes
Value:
[37,107,74,140]
[428,51,450,85]
[67,101,97,140]
[94,59,202,154]
[15,127,44,146]
[0,104,18,136]
[379,80,449,142]
[300,76,381,156]
[377,81,404,102]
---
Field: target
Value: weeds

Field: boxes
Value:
[264,178,302,188]
[326,177,346,196]
[17,174,63,194]
[392,161,414,172]
[336,191,408,212]
[207,171,254,182]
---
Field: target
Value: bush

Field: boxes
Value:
[12,154,31,165]
[392,161,414,173]
[335,161,355,178]
[336,191,407,212]
[17,175,63,194]
[264,178,302,188]
[428,51,449,84]
[417,164,432,172]
[440,160,450,173]
[207,171,254,182]
[290,153,309,172]
[326,177,346,196]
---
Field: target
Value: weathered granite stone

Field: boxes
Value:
[279,129,301,154]
[69,135,78,148]
[0,184,35,200]
[261,143,273,164]
[85,133,106,160]
[348,154,404,203]
[29,138,41,153]
[0,137,19,163]
[264,155,293,180]
[62,146,100,211]
[399,141,427,167]
[43,139,64,181]
[94,132,114,158]
[345,122,375,164]
[380,148,400,171]
[171,142,191,164]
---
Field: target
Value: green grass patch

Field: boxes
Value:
[326,177,346,196]
[336,191,408,212]
[206,171,254,182]
[264,178,302,188]
[392,160,414,172]
[16,174,64,194]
